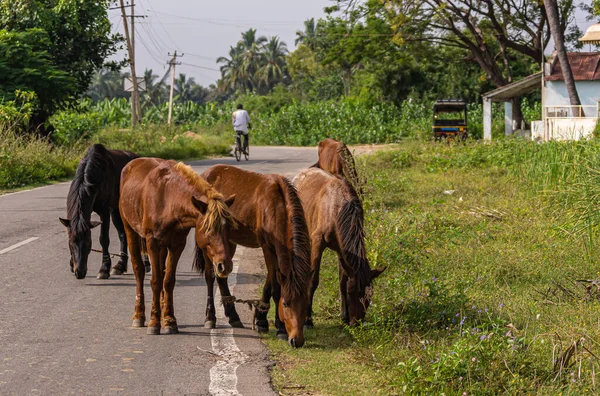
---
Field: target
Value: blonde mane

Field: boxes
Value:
[173,162,236,234]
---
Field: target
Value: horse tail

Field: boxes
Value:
[276,177,311,300]
[192,244,205,274]
[335,193,371,289]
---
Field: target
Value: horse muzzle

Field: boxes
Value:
[74,268,87,279]
[289,337,304,348]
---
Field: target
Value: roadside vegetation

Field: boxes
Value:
[267,140,600,394]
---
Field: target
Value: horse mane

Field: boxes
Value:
[172,162,236,235]
[336,142,361,194]
[66,144,111,236]
[276,177,311,301]
[336,178,371,289]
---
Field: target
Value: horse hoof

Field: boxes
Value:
[256,325,269,334]
[163,325,179,334]
[144,263,151,273]
[147,326,160,335]
[96,271,110,280]
[230,320,244,328]
[110,267,124,276]
[277,331,289,341]
[132,319,145,328]
[205,320,216,329]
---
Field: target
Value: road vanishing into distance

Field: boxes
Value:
[0,146,318,396]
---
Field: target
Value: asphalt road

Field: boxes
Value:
[0,146,318,396]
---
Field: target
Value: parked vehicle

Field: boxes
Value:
[433,99,468,140]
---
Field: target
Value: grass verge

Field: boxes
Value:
[0,123,231,191]
[267,140,600,395]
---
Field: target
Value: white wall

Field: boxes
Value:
[545,81,600,109]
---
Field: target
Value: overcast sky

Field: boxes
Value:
[108,1,598,87]
[108,0,329,86]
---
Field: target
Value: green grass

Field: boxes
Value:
[0,123,231,191]
[267,140,600,395]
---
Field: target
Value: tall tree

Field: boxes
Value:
[0,0,121,129]
[544,0,582,110]
[255,37,288,90]
[358,0,575,124]
[239,28,268,90]
[217,44,248,93]
[295,18,319,50]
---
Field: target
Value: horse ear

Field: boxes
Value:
[59,218,70,227]
[192,196,208,214]
[89,221,102,229]
[224,194,235,207]
[371,266,386,279]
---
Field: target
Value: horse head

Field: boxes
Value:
[278,285,308,348]
[345,266,386,326]
[191,195,236,278]
[59,218,101,279]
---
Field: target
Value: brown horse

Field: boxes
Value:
[293,168,385,327]
[119,159,237,335]
[200,164,311,348]
[312,138,362,194]
[59,144,140,279]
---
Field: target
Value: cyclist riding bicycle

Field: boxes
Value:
[232,103,250,155]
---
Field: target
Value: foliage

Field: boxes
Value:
[49,107,102,145]
[0,0,121,127]
[0,29,75,122]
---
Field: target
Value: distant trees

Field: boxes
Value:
[217,29,289,94]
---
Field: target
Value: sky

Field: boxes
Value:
[107,1,599,88]
[108,0,330,87]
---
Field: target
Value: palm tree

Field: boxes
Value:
[239,28,267,90]
[255,36,288,91]
[174,73,195,102]
[217,44,248,93]
[295,18,318,50]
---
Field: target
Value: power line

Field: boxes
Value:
[143,0,178,49]
[180,62,220,72]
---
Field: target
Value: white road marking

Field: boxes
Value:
[0,237,39,255]
[209,263,248,396]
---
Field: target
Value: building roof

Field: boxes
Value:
[545,52,600,81]
[482,72,542,101]
[580,23,600,45]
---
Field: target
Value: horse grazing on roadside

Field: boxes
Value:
[312,138,362,195]
[59,144,140,280]
[119,159,237,335]
[200,164,311,348]
[293,168,385,327]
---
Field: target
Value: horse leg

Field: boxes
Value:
[216,277,244,328]
[146,237,164,335]
[162,242,184,334]
[305,237,325,329]
[255,247,274,333]
[204,260,217,329]
[262,247,287,340]
[97,211,112,279]
[338,257,350,325]
[110,208,128,275]
[124,224,145,327]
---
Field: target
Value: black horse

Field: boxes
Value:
[59,144,142,279]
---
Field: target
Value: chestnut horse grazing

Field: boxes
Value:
[293,168,385,327]
[119,159,237,335]
[201,165,311,348]
[312,138,362,194]
[59,144,139,279]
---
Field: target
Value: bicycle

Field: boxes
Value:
[234,131,249,162]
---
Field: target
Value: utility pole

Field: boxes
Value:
[167,51,183,126]
[118,0,144,127]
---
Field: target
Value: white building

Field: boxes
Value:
[482,52,600,141]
